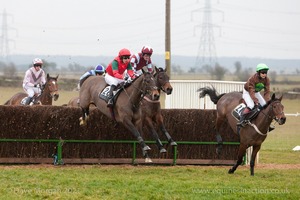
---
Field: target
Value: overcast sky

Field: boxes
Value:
[1,0,300,60]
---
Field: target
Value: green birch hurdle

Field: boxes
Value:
[0,138,242,165]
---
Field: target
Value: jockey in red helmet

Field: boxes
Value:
[105,48,135,107]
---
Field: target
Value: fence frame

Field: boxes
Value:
[0,138,242,165]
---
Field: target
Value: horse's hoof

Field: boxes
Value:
[170,141,177,146]
[228,169,234,174]
[143,145,151,151]
[145,157,153,163]
[79,118,86,126]
[160,148,167,153]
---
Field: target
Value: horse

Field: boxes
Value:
[67,96,80,107]
[4,74,59,105]
[197,86,286,176]
[138,67,177,155]
[79,72,160,158]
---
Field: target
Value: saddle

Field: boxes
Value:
[99,82,130,104]
[20,95,41,106]
[232,103,260,123]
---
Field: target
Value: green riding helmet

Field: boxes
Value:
[256,63,269,72]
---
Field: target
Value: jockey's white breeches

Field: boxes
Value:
[242,88,266,109]
[105,74,124,86]
[23,84,41,98]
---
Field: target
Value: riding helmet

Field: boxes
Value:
[118,48,131,58]
[94,64,105,73]
[32,58,43,66]
[256,63,269,72]
[141,46,153,55]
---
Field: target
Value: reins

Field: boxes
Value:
[249,100,282,136]
[121,75,157,109]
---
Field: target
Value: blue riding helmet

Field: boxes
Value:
[94,64,105,73]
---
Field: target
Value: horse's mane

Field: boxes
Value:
[263,93,281,109]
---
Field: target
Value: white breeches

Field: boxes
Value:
[105,74,124,86]
[242,88,266,109]
[23,85,41,98]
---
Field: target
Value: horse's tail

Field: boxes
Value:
[197,86,225,105]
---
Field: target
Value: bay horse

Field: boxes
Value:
[138,67,177,155]
[4,74,59,105]
[67,96,80,107]
[197,86,286,176]
[79,72,160,158]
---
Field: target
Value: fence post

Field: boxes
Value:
[56,139,64,165]
[173,146,177,165]
[132,142,137,165]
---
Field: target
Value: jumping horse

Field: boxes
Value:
[197,86,286,176]
[67,96,80,107]
[138,67,177,155]
[4,74,59,105]
[79,72,160,158]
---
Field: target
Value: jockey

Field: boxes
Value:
[237,63,271,126]
[22,58,46,105]
[104,48,135,107]
[130,46,153,76]
[78,64,105,89]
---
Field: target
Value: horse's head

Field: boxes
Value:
[269,94,286,125]
[142,71,160,101]
[154,66,173,95]
[46,74,59,101]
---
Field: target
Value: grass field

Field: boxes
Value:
[0,165,299,199]
[0,86,299,199]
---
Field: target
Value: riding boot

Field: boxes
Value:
[237,107,251,126]
[24,97,32,105]
[107,85,116,107]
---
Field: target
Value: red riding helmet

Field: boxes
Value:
[118,48,131,58]
[141,46,153,55]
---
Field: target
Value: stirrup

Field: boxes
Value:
[107,99,113,107]
[237,119,247,127]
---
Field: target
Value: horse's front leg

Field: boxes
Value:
[228,144,247,174]
[144,118,167,153]
[123,117,151,153]
[156,114,177,146]
[250,145,261,176]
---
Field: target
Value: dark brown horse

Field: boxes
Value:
[79,72,160,158]
[197,86,286,176]
[138,67,177,155]
[4,74,59,105]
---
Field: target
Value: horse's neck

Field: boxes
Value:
[256,106,273,131]
[126,77,145,104]
[38,86,52,105]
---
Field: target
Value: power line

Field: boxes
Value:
[0,9,16,61]
[193,0,223,69]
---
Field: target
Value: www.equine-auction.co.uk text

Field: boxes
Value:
[192,187,289,194]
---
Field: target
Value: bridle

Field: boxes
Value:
[39,78,59,100]
[260,100,284,123]
[122,74,158,108]
[154,70,171,94]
